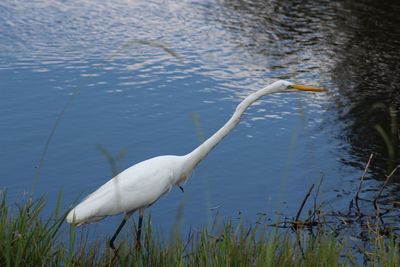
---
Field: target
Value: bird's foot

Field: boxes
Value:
[109,240,117,253]
[109,242,121,264]
[179,186,184,193]
[135,240,141,251]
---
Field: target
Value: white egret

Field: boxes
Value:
[66,80,326,252]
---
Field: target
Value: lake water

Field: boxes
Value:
[1,0,399,237]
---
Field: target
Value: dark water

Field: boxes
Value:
[1,0,399,236]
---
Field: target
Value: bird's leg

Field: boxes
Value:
[179,186,184,193]
[135,209,144,250]
[109,212,132,254]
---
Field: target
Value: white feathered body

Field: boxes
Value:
[66,81,321,227]
[67,155,187,226]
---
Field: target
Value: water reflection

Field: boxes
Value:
[1,0,400,237]
[219,0,400,181]
[331,0,400,180]
[218,0,336,72]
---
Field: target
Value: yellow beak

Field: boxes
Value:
[289,84,327,92]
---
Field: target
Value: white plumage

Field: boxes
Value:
[66,80,325,251]
[67,155,185,225]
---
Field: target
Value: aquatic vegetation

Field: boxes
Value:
[0,191,399,266]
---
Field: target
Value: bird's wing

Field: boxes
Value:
[111,166,175,212]
[67,160,175,225]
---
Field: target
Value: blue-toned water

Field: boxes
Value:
[1,0,399,238]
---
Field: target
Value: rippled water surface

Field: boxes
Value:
[1,0,400,235]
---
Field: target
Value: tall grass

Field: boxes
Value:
[0,192,67,266]
[0,192,399,266]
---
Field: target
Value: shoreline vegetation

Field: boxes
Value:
[1,185,399,267]
[2,152,400,266]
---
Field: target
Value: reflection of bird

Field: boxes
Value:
[66,80,325,252]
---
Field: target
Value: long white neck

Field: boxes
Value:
[182,81,285,175]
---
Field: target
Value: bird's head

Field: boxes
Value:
[270,80,327,93]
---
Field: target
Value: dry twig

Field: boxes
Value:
[355,153,374,216]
